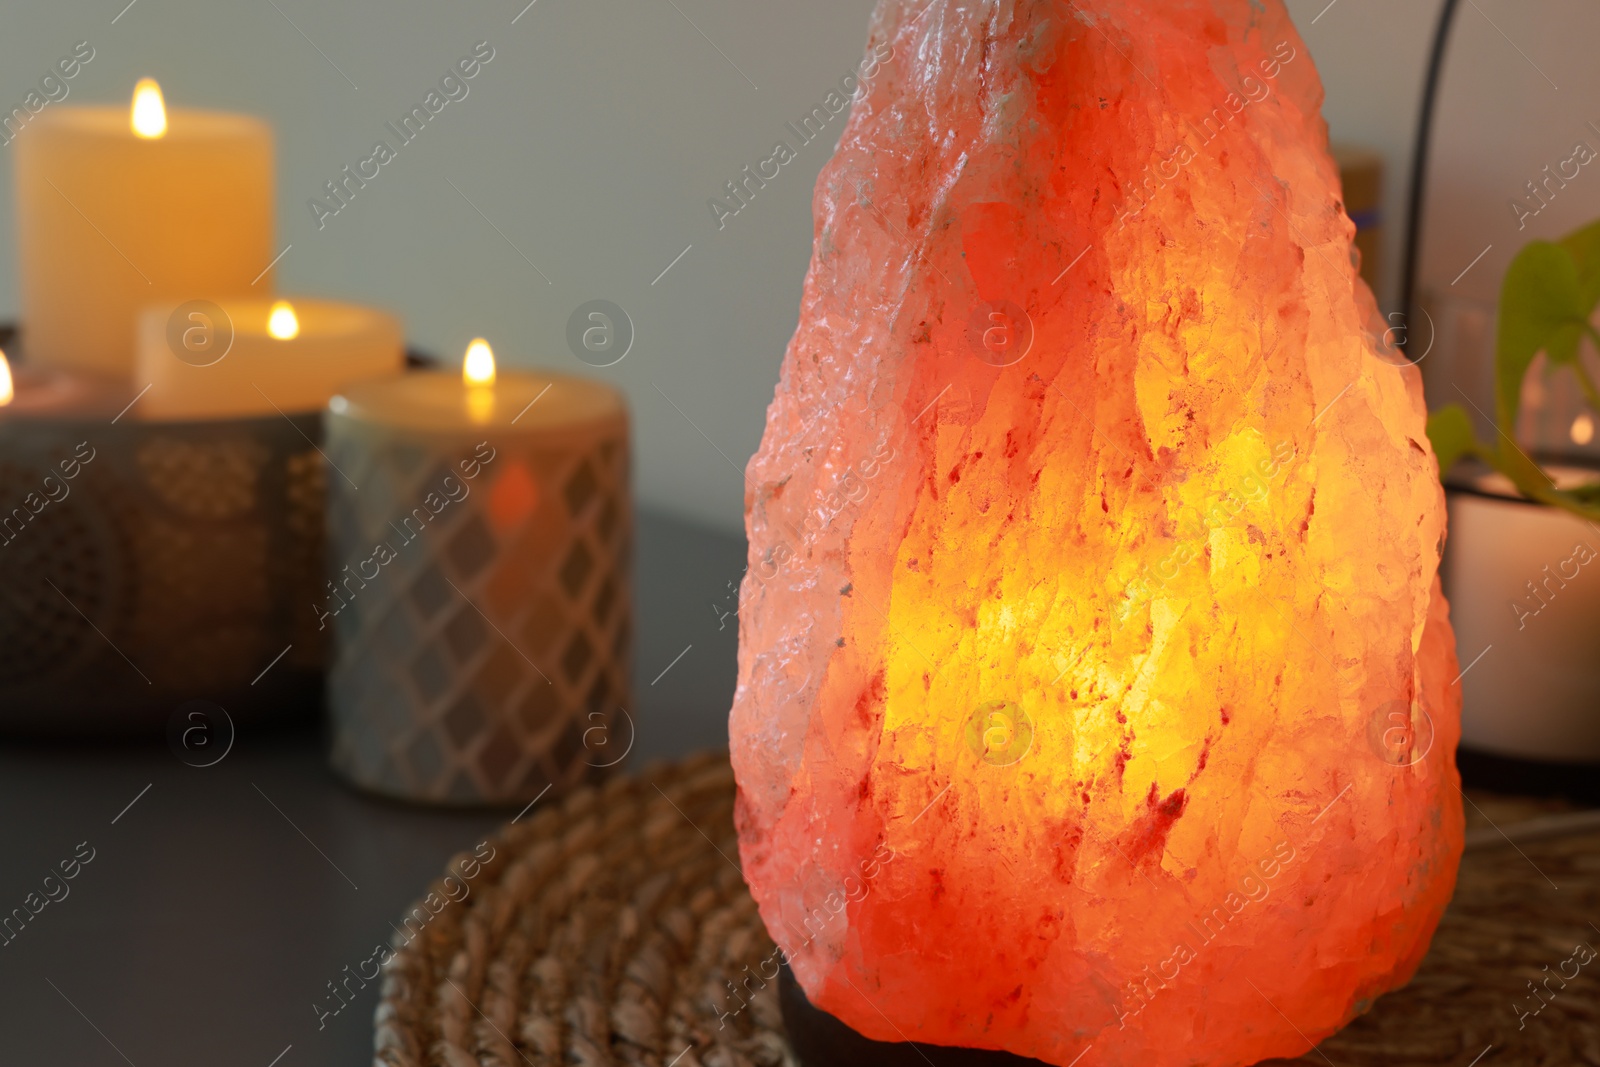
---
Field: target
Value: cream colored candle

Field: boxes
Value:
[332,344,622,435]
[324,342,632,804]
[134,297,404,419]
[14,79,274,376]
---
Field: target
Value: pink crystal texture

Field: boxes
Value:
[730,2,1463,1064]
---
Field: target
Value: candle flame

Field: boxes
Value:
[464,338,497,387]
[267,300,300,340]
[131,78,167,139]
[0,351,12,408]
[1573,413,1595,446]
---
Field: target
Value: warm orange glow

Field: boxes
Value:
[130,78,167,139]
[267,300,299,340]
[487,460,540,534]
[0,352,12,407]
[730,4,1463,1066]
[1573,413,1594,446]
[463,338,496,387]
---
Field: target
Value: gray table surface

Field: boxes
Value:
[0,509,746,1067]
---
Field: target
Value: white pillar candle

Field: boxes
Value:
[14,79,274,376]
[134,297,404,420]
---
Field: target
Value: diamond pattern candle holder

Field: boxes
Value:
[324,370,631,805]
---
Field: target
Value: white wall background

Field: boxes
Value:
[0,0,1586,533]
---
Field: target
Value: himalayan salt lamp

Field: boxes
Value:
[729,2,1463,1065]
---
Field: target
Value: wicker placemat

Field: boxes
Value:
[374,753,1600,1067]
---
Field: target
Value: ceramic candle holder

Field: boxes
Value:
[0,385,325,734]
[324,369,631,805]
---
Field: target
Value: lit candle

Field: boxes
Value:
[329,339,625,435]
[0,349,134,421]
[134,297,404,420]
[14,79,274,376]
[324,342,632,804]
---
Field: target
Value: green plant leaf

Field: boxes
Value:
[1425,404,1479,479]
[1453,218,1600,524]
[1566,482,1600,507]
[1560,217,1600,309]
[1495,240,1584,431]
[1543,321,1586,366]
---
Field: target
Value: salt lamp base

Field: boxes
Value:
[1459,745,1600,804]
[778,963,1048,1066]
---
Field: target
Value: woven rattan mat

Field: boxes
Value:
[374,752,1600,1067]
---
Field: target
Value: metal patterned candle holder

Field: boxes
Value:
[324,372,631,806]
[0,405,326,734]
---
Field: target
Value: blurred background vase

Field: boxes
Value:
[1422,288,1600,778]
[1404,0,1600,790]
[1424,289,1600,788]
[1442,461,1600,765]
